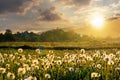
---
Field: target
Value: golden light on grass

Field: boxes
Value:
[89,13,105,29]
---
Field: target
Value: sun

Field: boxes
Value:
[89,13,105,29]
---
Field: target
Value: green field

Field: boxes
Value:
[0,41,120,50]
[0,48,119,80]
[0,42,120,80]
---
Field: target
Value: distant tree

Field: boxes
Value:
[0,33,4,42]
[4,29,15,41]
[0,28,95,42]
[39,28,80,42]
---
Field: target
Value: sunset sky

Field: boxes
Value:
[0,0,120,37]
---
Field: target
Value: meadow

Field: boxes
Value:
[1,41,120,49]
[0,47,119,80]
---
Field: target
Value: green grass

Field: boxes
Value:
[0,48,119,80]
[0,41,120,49]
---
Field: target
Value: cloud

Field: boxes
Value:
[107,17,119,21]
[37,7,63,21]
[58,0,92,7]
[107,13,120,21]
[110,1,120,8]
[0,0,43,15]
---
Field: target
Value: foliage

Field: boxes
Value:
[0,29,93,42]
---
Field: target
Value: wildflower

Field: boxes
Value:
[116,51,120,55]
[91,72,101,78]
[0,68,6,74]
[108,60,114,65]
[81,59,86,64]
[0,53,3,58]
[104,55,110,62]
[35,49,41,54]
[102,52,107,58]
[32,59,39,65]
[49,50,54,54]
[114,58,119,62]
[56,60,62,65]
[28,54,32,59]
[0,59,4,63]
[82,54,87,58]
[14,61,20,66]
[14,52,18,55]
[3,53,8,57]
[7,72,15,79]
[18,68,26,75]
[86,56,93,61]
[45,73,51,79]
[20,55,26,61]
[57,56,61,59]
[68,67,74,72]
[5,64,10,69]
[30,64,39,70]
[9,54,15,61]
[23,64,30,71]
[76,60,81,64]
[109,53,115,59]
[115,67,120,71]
[18,48,23,53]
[34,66,39,69]
[96,64,102,69]
[24,76,37,80]
[81,49,85,54]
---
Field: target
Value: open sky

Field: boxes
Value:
[0,0,120,37]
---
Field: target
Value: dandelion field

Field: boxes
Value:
[0,48,119,80]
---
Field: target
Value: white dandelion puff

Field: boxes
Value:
[96,64,102,69]
[18,48,23,53]
[35,49,41,54]
[7,72,15,79]
[91,72,101,78]
[18,67,26,75]
[0,67,6,74]
[68,67,74,72]
[108,60,114,65]
[32,59,39,65]
[81,49,85,54]
[45,73,51,79]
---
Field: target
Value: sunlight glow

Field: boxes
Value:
[89,13,105,29]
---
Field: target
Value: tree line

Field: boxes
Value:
[0,29,93,42]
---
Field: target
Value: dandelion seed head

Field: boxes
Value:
[115,67,120,71]
[0,67,6,74]
[45,73,51,79]
[96,64,102,69]
[81,49,85,54]
[35,49,41,54]
[91,72,101,78]
[108,60,114,65]
[68,67,74,72]
[18,67,26,75]
[32,59,39,65]
[6,64,10,68]
[7,72,15,79]
[18,48,23,53]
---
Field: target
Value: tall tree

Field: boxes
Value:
[4,29,15,41]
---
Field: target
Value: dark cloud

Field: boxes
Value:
[38,7,63,21]
[107,13,120,21]
[0,0,42,15]
[107,17,119,21]
[59,0,92,6]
